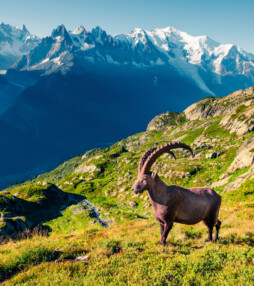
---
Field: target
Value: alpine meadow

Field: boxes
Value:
[0,1,254,285]
[0,86,253,285]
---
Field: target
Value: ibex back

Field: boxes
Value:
[131,142,221,246]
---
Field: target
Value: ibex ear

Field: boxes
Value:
[151,171,158,180]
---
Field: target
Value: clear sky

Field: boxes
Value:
[1,0,254,53]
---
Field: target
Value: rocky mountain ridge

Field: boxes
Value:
[12,24,254,95]
[148,86,254,135]
[0,86,253,238]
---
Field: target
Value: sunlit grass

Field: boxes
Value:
[1,198,253,285]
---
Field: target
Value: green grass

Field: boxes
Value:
[182,127,205,145]
[204,119,237,139]
[224,178,254,204]
[228,166,251,183]
[0,89,254,285]
[1,208,253,285]
[230,104,249,120]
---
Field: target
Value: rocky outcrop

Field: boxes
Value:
[183,97,216,121]
[147,112,185,131]
[227,137,254,173]
[224,165,254,192]
[74,163,100,174]
[184,87,254,135]
[0,184,70,237]
[145,87,253,136]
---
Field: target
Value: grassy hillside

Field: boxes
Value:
[0,87,253,285]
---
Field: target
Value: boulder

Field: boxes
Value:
[74,163,100,174]
[184,97,216,121]
[227,137,254,173]
[224,165,254,192]
[147,112,185,131]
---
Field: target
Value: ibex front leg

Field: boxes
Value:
[158,221,173,246]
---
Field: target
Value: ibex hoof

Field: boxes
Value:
[158,241,166,246]
[205,239,212,242]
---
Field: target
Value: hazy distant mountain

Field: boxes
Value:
[0,23,40,70]
[11,24,254,95]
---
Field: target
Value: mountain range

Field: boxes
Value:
[0,23,254,189]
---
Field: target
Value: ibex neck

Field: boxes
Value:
[148,176,167,203]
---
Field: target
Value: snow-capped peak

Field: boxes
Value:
[0,23,40,69]
[9,24,254,95]
[72,26,87,35]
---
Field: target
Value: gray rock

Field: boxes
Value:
[211,176,231,188]
[218,151,225,157]
[227,137,254,173]
[206,152,217,159]
[127,201,138,207]
[147,112,184,131]
[76,256,89,261]
[224,165,254,192]
[184,87,254,136]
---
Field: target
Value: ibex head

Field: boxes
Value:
[132,171,158,194]
[131,142,194,194]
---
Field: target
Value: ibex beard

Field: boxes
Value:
[132,142,221,246]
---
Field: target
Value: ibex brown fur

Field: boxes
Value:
[132,142,221,246]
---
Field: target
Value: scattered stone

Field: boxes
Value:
[127,201,138,207]
[75,255,89,261]
[211,176,231,188]
[194,144,207,150]
[206,152,217,159]
[119,187,126,193]
[74,164,100,174]
[217,151,225,157]
[64,181,73,185]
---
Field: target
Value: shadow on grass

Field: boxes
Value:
[218,233,254,247]
[0,247,66,283]
[0,184,86,243]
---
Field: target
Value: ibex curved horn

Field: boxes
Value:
[138,146,157,174]
[140,142,194,174]
[138,148,177,175]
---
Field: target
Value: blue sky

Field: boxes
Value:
[1,0,254,53]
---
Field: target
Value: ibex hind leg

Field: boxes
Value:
[212,197,222,242]
[203,217,215,242]
[213,220,221,242]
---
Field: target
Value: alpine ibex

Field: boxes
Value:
[132,142,221,245]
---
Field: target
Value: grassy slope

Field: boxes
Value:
[0,99,254,284]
